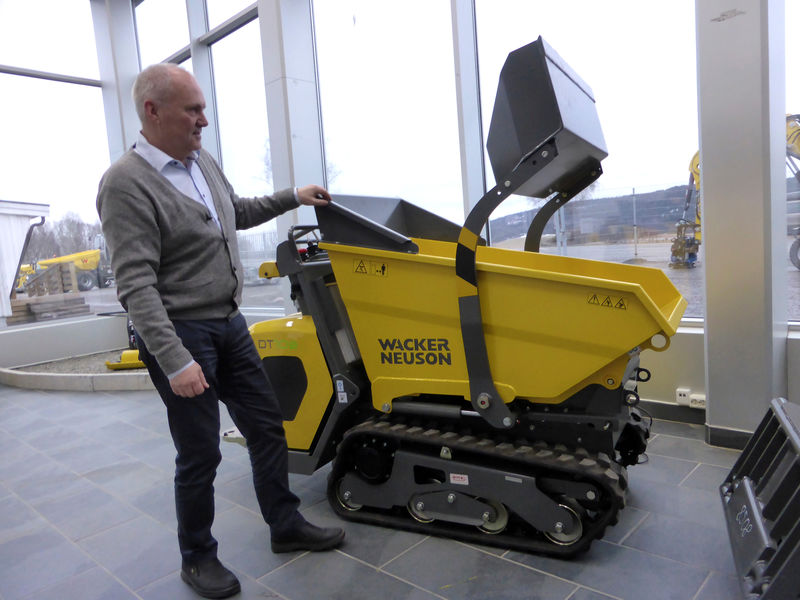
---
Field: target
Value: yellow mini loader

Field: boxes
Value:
[232,37,686,556]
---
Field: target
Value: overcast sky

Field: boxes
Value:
[0,0,798,225]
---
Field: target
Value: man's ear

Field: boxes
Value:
[144,100,158,123]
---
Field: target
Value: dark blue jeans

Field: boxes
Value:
[136,313,302,562]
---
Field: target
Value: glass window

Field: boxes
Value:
[0,75,109,223]
[206,0,255,30]
[135,0,191,67]
[211,21,271,200]
[476,1,702,316]
[0,0,99,78]
[178,58,194,75]
[313,0,464,224]
[211,21,277,306]
[786,1,800,320]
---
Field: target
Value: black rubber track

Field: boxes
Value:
[326,417,628,557]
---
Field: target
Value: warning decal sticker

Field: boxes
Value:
[370,262,388,276]
[588,292,628,310]
[354,259,388,276]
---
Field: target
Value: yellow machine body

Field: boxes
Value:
[259,261,281,279]
[104,349,145,370]
[38,249,102,271]
[249,314,332,451]
[233,39,689,555]
[322,238,685,413]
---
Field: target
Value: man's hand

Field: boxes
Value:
[297,184,331,206]
[169,361,209,397]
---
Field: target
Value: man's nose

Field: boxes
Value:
[198,111,208,127]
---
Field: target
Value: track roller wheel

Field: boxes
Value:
[477,499,508,534]
[335,478,363,512]
[407,497,434,523]
[791,237,800,270]
[543,501,584,546]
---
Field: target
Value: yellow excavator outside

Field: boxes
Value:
[671,114,800,267]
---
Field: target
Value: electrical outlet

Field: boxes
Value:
[689,393,706,410]
[676,387,691,406]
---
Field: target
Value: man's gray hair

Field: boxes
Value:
[132,63,186,124]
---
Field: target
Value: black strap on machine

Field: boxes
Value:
[455,141,602,429]
[455,141,556,429]
[524,158,603,252]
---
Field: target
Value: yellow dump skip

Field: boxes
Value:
[322,238,686,410]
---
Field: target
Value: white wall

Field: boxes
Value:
[0,200,49,325]
[638,323,707,406]
[0,316,128,368]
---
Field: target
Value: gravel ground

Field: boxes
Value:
[12,350,144,374]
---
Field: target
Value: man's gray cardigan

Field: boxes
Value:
[96,148,299,375]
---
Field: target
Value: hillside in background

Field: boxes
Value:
[488,177,800,244]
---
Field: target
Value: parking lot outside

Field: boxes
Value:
[65,236,800,324]
[499,236,800,320]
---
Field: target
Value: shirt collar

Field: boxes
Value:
[134,132,199,172]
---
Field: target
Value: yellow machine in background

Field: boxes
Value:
[672,114,800,268]
[669,151,701,267]
[231,38,688,557]
[104,349,145,370]
[37,248,102,271]
[18,246,114,292]
[788,113,800,162]
[787,115,800,269]
[14,264,36,290]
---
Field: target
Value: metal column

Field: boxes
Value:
[450,0,486,223]
[89,0,141,161]
[257,0,326,233]
[697,0,788,442]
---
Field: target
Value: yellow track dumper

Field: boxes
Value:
[237,37,686,556]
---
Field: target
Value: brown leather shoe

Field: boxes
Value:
[180,557,241,599]
[271,521,345,553]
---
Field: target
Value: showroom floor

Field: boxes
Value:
[0,383,743,600]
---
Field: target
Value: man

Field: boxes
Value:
[97,63,344,600]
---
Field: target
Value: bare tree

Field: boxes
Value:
[263,139,341,190]
[23,221,58,263]
[23,213,102,263]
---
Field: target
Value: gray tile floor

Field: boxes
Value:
[0,383,744,600]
